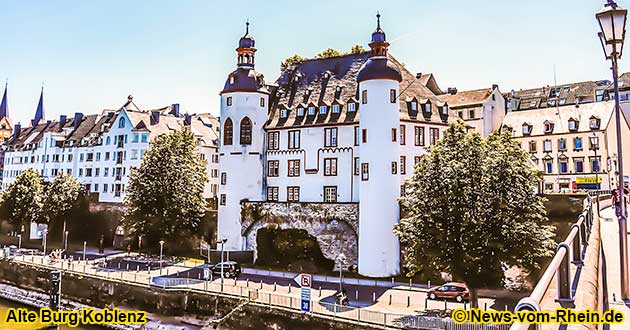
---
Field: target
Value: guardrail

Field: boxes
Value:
[2,255,508,330]
[511,193,608,330]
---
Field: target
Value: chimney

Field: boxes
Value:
[13,123,21,140]
[171,104,180,117]
[492,84,499,90]
[73,112,84,129]
[447,87,458,95]
[150,111,160,125]
[59,115,67,128]
[184,114,192,126]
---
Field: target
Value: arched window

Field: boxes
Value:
[106,136,111,145]
[240,117,252,145]
[119,117,126,128]
[223,118,233,145]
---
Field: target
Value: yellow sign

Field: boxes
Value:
[576,177,602,184]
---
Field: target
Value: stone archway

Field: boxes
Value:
[241,201,359,269]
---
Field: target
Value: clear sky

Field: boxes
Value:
[0,0,625,125]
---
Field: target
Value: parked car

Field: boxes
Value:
[427,282,470,302]
[211,261,241,278]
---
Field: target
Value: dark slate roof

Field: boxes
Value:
[506,80,610,111]
[221,67,269,95]
[266,52,450,129]
[357,57,402,83]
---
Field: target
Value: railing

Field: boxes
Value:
[2,254,509,330]
[511,193,606,330]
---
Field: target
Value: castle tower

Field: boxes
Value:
[217,22,269,251]
[357,13,403,277]
[32,87,45,126]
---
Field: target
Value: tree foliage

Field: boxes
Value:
[394,120,555,307]
[0,169,45,234]
[350,44,366,54]
[122,128,208,247]
[280,54,304,70]
[315,48,344,59]
[43,173,82,227]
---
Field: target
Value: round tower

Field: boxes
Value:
[357,13,403,277]
[218,22,269,251]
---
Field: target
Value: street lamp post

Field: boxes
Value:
[43,229,48,259]
[17,234,21,250]
[83,241,87,261]
[590,133,601,189]
[64,231,69,251]
[597,0,629,300]
[159,240,165,275]
[336,253,346,293]
[138,235,143,255]
[218,238,227,290]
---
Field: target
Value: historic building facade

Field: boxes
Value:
[438,85,507,137]
[501,100,630,193]
[2,95,220,202]
[215,16,509,277]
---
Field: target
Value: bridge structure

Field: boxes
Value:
[511,191,629,330]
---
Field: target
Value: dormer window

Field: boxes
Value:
[543,120,554,134]
[227,97,232,106]
[568,118,578,131]
[522,123,532,136]
[410,102,417,111]
[319,105,327,115]
[590,117,601,130]
[332,104,340,113]
[424,104,431,113]
[308,106,316,115]
[559,98,566,105]
[441,106,448,115]
[229,76,235,85]
[297,107,305,116]
[280,109,288,118]
[348,103,356,112]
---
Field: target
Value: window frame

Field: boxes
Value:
[267,131,280,150]
[324,127,338,147]
[323,186,338,202]
[288,130,300,149]
[223,118,233,145]
[240,117,253,145]
[324,158,338,176]
[288,159,301,177]
[267,160,280,177]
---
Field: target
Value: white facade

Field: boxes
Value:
[2,103,220,203]
[218,92,268,251]
[358,79,401,277]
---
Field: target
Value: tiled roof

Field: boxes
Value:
[438,88,492,109]
[6,101,219,150]
[266,52,452,129]
[507,80,610,111]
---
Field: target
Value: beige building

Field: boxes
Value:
[501,100,630,193]
[439,85,506,137]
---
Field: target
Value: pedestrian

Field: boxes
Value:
[612,184,630,218]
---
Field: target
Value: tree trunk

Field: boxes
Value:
[470,287,479,308]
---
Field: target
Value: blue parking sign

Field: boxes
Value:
[300,287,311,312]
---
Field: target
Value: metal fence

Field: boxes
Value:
[5,253,510,330]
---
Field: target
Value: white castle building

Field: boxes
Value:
[216,16,509,277]
[2,95,220,203]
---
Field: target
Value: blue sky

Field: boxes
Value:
[0,0,624,125]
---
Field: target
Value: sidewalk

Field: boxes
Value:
[599,206,630,330]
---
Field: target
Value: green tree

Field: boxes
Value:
[315,48,344,59]
[0,169,45,237]
[280,54,304,70]
[122,128,208,248]
[394,121,555,307]
[350,44,366,54]
[43,173,82,240]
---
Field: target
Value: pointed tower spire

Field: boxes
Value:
[32,86,45,126]
[0,80,7,119]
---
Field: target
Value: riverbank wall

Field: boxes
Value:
[0,259,383,330]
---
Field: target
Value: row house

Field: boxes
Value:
[2,95,220,202]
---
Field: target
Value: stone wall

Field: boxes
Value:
[241,202,359,268]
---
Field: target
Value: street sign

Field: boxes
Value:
[300,287,311,312]
[293,273,312,288]
[50,271,62,311]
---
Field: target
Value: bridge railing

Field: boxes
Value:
[510,193,609,330]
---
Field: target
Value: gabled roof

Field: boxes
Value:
[507,80,610,111]
[266,51,451,129]
[438,88,493,109]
